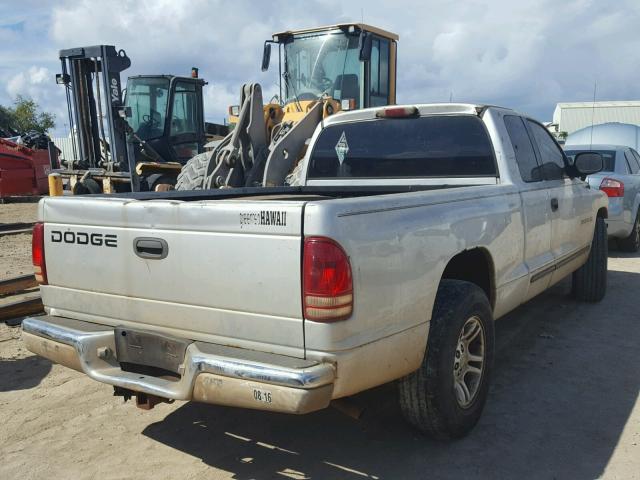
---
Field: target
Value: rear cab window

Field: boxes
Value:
[307,115,497,180]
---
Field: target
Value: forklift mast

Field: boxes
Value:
[57,45,131,171]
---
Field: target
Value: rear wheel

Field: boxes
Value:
[618,210,640,252]
[175,152,211,191]
[572,216,607,302]
[398,280,494,440]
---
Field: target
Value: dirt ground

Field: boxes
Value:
[0,202,638,479]
[0,202,38,224]
[0,203,38,280]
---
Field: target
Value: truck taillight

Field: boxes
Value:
[600,178,624,197]
[303,237,353,322]
[32,222,47,285]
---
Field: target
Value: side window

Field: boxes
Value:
[369,37,389,107]
[170,81,199,136]
[504,115,541,182]
[527,120,566,181]
[630,149,640,173]
[625,150,640,174]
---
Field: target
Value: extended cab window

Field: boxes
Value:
[504,115,541,182]
[308,115,496,179]
[527,120,567,181]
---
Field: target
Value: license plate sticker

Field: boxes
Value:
[252,388,273,404]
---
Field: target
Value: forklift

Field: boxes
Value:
[54,45,227,193]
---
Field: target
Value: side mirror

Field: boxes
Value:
[358,32,372,61]
[261,42,271,72]
[574,151,604,176]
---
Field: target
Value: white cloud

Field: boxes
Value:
[1,0,639,136]
[7,66,53,100]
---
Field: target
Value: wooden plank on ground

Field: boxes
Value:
[0,274,37,296]
[0,222,35,236]
[0,294,43,323]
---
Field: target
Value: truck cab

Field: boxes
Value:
[267,23,398,114]
[125,75,207,164]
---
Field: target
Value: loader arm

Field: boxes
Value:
[204,83,326,189]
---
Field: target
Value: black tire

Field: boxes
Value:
[72,178,101,195]
[175,152,211,191]
[145,174,176,192]
[617,210,640,252]
[572,216,607,302]
[398,279,495,440]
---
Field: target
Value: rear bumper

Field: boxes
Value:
[606,217,633,239]
[22,315,335,414]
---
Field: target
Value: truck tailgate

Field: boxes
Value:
[39,196,305,355]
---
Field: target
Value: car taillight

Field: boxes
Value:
[303,237,353,322]
[32,222,47,285]
[375,106,419,118]
[600,178,624,197]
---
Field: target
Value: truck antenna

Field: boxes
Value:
[590,80,597,149]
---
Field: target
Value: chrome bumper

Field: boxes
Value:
[22,315,335,414]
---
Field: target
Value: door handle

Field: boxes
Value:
[134,237,169,259]
[550,198,559,212]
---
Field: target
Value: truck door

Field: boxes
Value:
[525,120,593,285]
[503,115,553,300]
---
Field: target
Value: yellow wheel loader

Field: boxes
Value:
[175,23,398,190]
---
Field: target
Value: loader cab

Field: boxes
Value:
[264,23,398,112]
[125,75,206,164]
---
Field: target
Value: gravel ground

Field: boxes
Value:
[0,204,638,479]
[0,233,33,281]
[0,203,38,224]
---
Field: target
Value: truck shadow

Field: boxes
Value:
[0,354,52,392]
[143,270,639,479]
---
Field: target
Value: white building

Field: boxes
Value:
[553,101,640,136]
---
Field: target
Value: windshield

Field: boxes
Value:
[283,31,361,106]
[125,77,170,140]
[564,149,616,172]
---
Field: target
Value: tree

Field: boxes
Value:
[0,95,55,134]
[0,105,15,135]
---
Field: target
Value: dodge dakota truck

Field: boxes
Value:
[23,103,608,440]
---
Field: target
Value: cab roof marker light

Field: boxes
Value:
[375,106,419,118]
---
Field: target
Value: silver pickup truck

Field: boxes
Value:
[24,104,608,440]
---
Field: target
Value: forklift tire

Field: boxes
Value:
[73,178,101,195]
[145,174,176,192]
[175,152,211,191]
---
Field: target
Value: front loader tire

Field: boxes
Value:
[175,152,211,191]
[398,280,494,440]
[572,216,607,302]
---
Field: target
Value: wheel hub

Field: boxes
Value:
[453,316,486,408]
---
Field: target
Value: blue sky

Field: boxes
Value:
[1,0,639,136]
